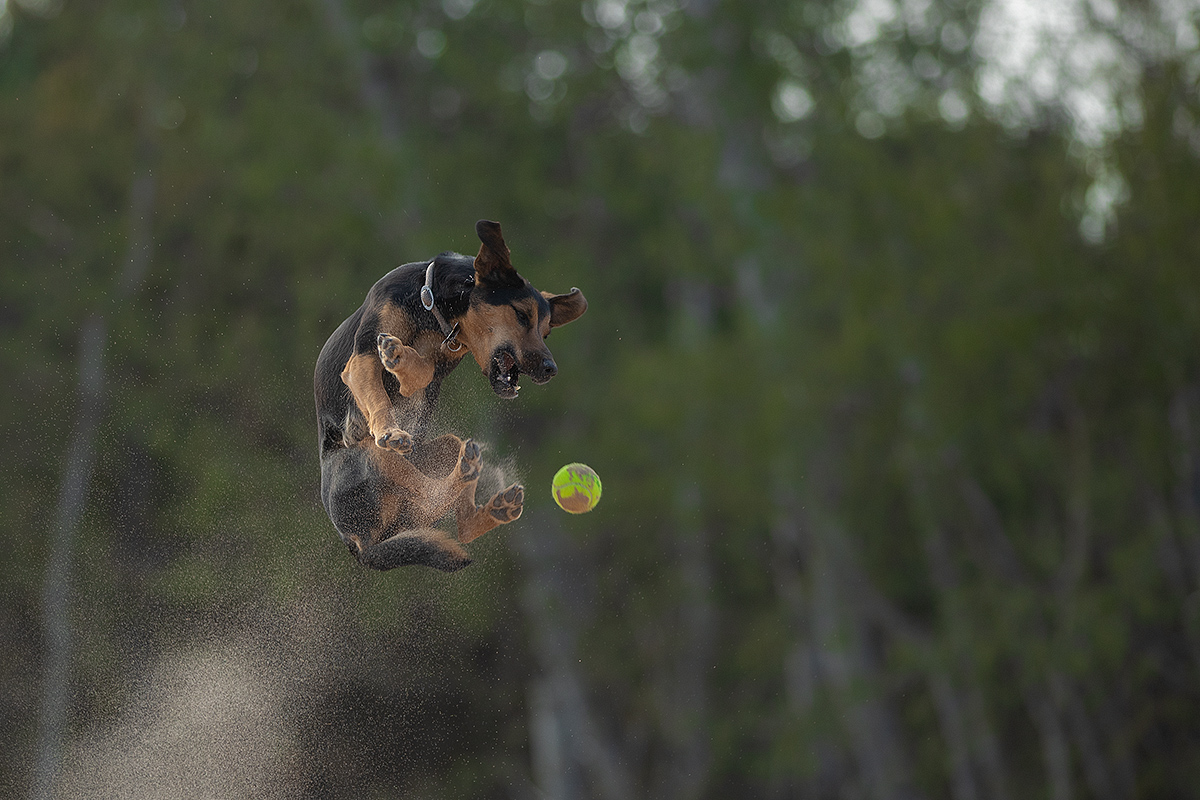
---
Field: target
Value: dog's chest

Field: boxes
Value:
[382,352,461,440]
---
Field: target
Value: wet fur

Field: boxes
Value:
[313,221,586,571]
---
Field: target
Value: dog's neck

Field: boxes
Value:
[420,260,462,353]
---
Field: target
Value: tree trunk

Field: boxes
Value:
[31,159,155,800]
[317,0,401,143]
[807,508,925,800]
[517,509,638,800]
[1024,686,1072,800]
[30,315,106,800]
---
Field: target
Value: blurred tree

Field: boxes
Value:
[1,0,1198,797]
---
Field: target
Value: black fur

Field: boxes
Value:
[313,221,586,572]
[315,254,474,458]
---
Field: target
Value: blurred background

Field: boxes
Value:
[3,0,1200,797]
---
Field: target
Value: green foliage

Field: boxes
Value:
[3,0,1200,797]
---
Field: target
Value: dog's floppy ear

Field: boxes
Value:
[474,220,522,288]
[543,287,588,328]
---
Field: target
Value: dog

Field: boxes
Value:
[314,220,587,572]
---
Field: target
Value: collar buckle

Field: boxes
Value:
[422,260,461,352]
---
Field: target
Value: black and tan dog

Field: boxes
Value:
[314,221,586,572]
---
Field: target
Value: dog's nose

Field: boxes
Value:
[537,356,557,381]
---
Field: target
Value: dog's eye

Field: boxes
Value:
[515,308,531,327]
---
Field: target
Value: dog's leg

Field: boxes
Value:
[325,443,474,572]
[404,437,487,525]
[377,333,436,397]
[353,528,472,572]
[341,352,413,453]
[403,435,522,545]
[369,436,477,523]
[455,483,524,545]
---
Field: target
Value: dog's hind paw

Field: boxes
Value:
[374,427,413,453]
[486,483,524,524]
[459,439,482,483]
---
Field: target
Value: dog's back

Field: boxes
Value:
[315,308,363,455]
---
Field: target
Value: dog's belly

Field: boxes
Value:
[383,372,442,442]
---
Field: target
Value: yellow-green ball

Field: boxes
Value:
[552,463,602,514]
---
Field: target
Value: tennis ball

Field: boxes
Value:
[552,463,602,514]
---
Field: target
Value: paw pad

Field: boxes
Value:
[459,439,482,482]
[375,428,413,453]
[487,484,524,523]
[377,333,404,371]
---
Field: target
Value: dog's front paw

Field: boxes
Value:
[459,439,482,483]
[374,427,413,453]
[377,332,435,397]
[486,484,524,524]
[377,333,406,372]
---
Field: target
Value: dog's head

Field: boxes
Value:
[456,220,587,399]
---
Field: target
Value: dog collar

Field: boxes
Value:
[421,260,462,352]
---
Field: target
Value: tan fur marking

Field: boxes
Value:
[378,336,436,397]
[456,303,518,374]
[375,303,419,344]
[455,483,523,544]
[352,435,518,547]
[455,301,548,376]
[374,303,466,395]
[341,353,395,438]
[337,434,524,550]
[513,298,538,318]
[342,299,473,446]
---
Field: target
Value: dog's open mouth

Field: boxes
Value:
[490,349,520,399]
